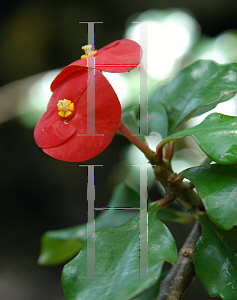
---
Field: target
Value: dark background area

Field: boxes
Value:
[1,0,237,299]
[1,0,237,86]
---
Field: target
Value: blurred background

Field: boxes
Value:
[1,0,237,299]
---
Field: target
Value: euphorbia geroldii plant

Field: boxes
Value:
[34,39,143,162]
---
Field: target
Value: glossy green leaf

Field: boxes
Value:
[62,203,178,300]
[150,60,237,135]
[132,271,168,300]
[161,113,237,165]
[38,236,83,266]
[38,183,140,265]
[145,101,168,138]
[194,213,237,299]
[120,107,146,142]
[182,164,237,230]
[158,207,195,225]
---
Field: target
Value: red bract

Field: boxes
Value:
[34,39,141,162]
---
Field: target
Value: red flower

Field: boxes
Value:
[34,39,141,162]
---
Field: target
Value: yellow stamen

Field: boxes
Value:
[69,103,74,111]
[65,111,72,118]
[58,111,65,117]
[81,44,97,59]
[57,99,75,118]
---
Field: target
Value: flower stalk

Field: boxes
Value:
[117,121,155,161]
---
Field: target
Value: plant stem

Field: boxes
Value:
[154,195,176,209]
[156,220,202,300]
[117,121,154,161]
[164,142,174,161]
[156,142,164,162]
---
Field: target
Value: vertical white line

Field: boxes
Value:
[87,165,96,277]
[78,164,103,279]
[139,164,148,277]
[87,22,96,136]
[132,164,157,279]
[139,22,148,135]
[78,22,103,137]
[132,21,156,137]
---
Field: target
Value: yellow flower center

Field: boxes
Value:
[57,99,75,118]
[81,44,97,59]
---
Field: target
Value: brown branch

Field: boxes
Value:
[154,161,203,211]
[153,195,176,209]
[164,142,174,162]
[156,220,202,300]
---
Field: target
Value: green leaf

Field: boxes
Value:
[182,164,237,230]
[145,101,168,138]
[194,213,237,299]
[161,113,237,165]
[62,203,178,300]
[120,107,146,142]
[38,183,140,265]
[150,60,237,135]
[158,207,195,225]
[38,236,83,266]
[132,271,168,300]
